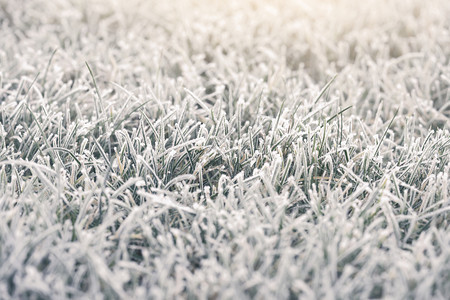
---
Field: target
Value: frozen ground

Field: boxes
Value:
[0,0,449,298]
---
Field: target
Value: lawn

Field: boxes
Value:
[0,0,449,298]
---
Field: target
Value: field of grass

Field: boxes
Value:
[1,0,449,298]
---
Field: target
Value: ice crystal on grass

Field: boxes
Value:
[0,0,449,298]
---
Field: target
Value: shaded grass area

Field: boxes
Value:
[0,0,449,298]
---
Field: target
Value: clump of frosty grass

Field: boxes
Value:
[1,0,449,298]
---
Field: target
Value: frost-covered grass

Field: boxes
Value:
[0,0,450,298]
